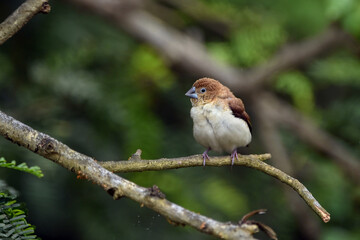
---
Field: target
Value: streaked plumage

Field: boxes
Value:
[185,78,252,166]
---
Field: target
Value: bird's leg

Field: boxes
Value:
[202,148,211,166]
[230,149,239,166]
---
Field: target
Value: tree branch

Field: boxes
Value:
[100,149,271,172]
[0,0,50,45]
[100,150,330,223]
[0,108,330,228]
[0,110,259,239]
[242,156,330,223]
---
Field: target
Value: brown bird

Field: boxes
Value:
[185,78,252,166]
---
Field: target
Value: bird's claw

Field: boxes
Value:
[202,148,211,166]
[231,149,238,166]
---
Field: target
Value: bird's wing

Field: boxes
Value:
[227,98,252,133]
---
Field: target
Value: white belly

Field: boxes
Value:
[190,103,251,153]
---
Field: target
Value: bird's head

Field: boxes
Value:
[185,78,232,106]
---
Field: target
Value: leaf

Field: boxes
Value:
[0,193,39,240]
[0,158,44,178]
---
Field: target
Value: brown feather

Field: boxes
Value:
[193,78,235,102]
[227,98,252,133]
[193,77,222,91]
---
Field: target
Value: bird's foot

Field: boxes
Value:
[202,148,211,166]
[230,149,239,166]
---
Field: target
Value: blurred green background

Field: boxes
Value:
[1,0,360,239]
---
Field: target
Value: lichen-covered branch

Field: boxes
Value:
[100,149,271,172]
[245,157,330,223]
[100,149,330,223]
[0,110,257,239]
[0,0,50,45]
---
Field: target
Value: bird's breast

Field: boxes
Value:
[190,104,222,152]
[190,102,251,153]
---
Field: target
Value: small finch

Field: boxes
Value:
[185,78,252,166]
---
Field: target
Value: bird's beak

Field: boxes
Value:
[185,86,198,99]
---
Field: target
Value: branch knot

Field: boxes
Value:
[40,2,51,14]
[35,137,58,156]
[148,185,166,199]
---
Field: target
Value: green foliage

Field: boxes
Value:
[0,158,43,178]
[0,192,39,240]
[271,0,327,37]
[325,0,360,37]
[343,4,360,37]
[325,0,354,20]
[207,42,237,65]
[22,5,166,158]
[130,45,175,90]
[0,158,42,239]
[231,22,286,67]
[310,54,360,86]
[275,71,315,115]
[208,8,286,67]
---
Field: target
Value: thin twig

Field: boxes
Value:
[243,158,330,223]
[100,150,330,223]
[99,152,271,172]
[0,110,257,239]
[0,0,50,45]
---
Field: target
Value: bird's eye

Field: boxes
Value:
[200,88,206,93]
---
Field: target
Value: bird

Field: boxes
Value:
[185,77,252,166]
